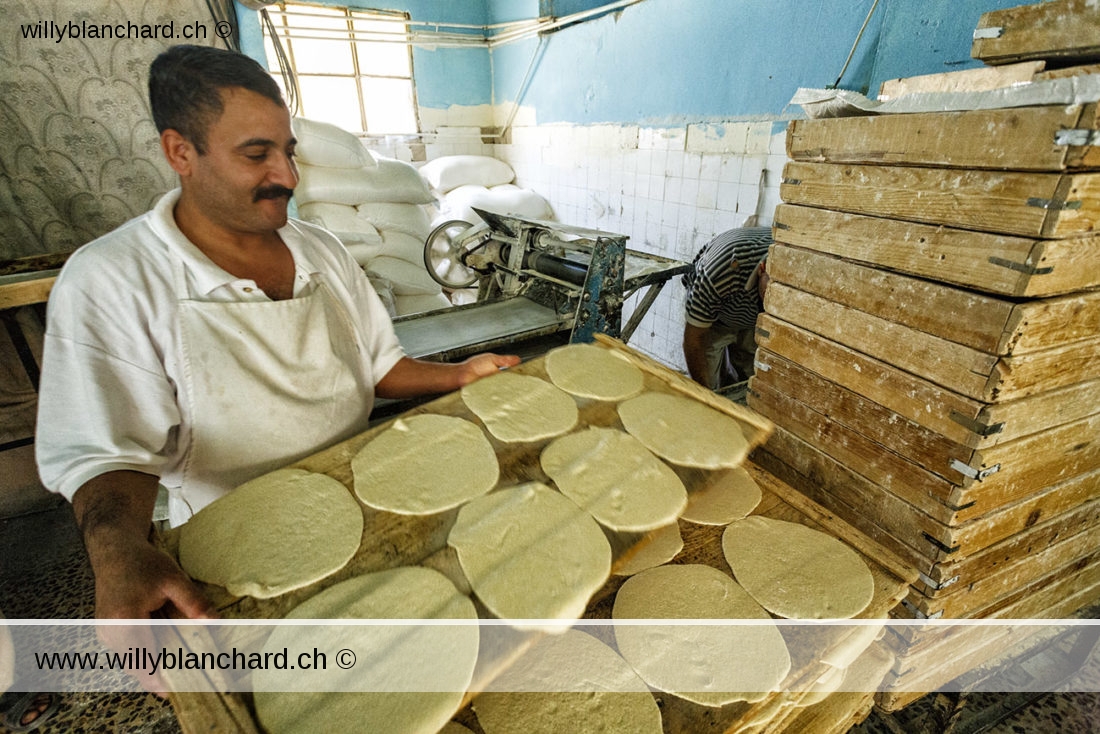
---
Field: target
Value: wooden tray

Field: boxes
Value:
[755,315,1100,449]
[773,204,1100,298]
[751,352,1100,519]
[160,336,914,734]
[768,244,1100,357]
[786,103,1100,172]
[780,163,1100,241]
[972,0,1100,66]
[753,427,1100,589]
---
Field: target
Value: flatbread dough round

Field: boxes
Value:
[617,392,748,469]
[613,564,790,706]
[178,468,362,598]
[352,414,498,514]
[461,372,578,442]
[681,466,762,525]
[544,343,645,401]
[253,567,479,734]
[474,629,662,734]
[540,427,687,531]
[613,523,684,577]
[722,516,875,619]
[448,483,611,630]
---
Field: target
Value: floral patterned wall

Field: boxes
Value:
[0,0,227,260]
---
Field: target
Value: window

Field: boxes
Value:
[262,3,419,135]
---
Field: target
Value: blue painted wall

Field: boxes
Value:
[237,0,1027,126]
[487,0,1028,126]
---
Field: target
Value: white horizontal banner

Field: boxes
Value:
[3,619,1098,695]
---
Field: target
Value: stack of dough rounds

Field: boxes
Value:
[543,342,645,400]
[474,629,662,734]
[352,414,498,514]
[820,617,886,669]
[617,392,748,469]
[540,427,687,532]
[797,664,848,707]
[613,523,684,577]
[681,466,762,525]
[722,516,875,619]
[612,564,790,706]
[448,483,611,630]
[461,372,578,442]
[178,468,362,598]
[253,567,479,734]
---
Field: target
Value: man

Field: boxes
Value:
[35,45,518,632]
[682,226,772,389]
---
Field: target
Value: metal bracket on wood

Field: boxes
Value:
[949,411,1004,437]
[950,459,1001,481]
[922,532,961,555]
[919,571,960,591]
[972,26,1003,39]
[753,360,770,373]
[1026,197,1082,211]
[1054,129,1100,147]
[781,178,801,185]
[987,256,1054,276]
[900,598,943,620]
[755,326,771,339]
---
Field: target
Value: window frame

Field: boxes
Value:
[262,2,422,135]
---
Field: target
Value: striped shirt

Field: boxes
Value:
[682,227,773,330]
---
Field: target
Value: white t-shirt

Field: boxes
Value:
[36,189,405,502]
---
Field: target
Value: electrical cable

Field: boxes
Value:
[828,0,880,89]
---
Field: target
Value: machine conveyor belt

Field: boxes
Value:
[393,296,571,361]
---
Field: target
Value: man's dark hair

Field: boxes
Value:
[149,45,285,154]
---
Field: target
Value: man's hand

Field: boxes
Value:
[454,353,522,387]
[376,353,520,399]
[73,471,216,696]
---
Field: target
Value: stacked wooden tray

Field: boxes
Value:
[751,50,1100,710]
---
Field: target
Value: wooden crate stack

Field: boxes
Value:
[749,0,1100,711]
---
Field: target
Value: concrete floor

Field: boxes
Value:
[1,503,1098,734]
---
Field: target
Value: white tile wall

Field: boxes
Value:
[494,121,788,371]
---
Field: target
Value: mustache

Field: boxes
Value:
[253,185,294,202]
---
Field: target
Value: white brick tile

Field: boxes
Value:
[699,154,723,181]
[682,151,702,180]
[738,182,759,213]
[664,150,684,178]
[679,178,699,207]
[740,155,765,185]
[664,176,682,206]
[717,181,740,212]
[719,155,743,184]
[696,178,719,209]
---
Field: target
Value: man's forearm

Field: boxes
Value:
[683,324,712,387]
[73,470,161,558]
[376,353,520,399]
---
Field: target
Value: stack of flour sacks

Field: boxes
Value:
[291,117,553,318]
[419,153,553,228]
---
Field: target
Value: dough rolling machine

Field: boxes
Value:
[393,208,690,362]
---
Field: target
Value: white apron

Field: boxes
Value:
[168,249,372,526]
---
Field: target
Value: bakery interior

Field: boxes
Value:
[2,0,1100,732]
